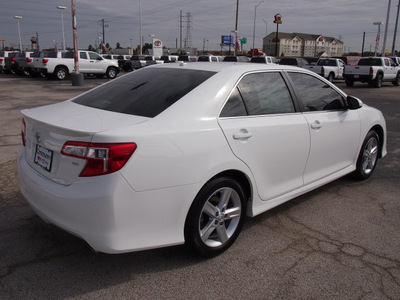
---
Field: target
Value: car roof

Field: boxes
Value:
[147,61,304,74]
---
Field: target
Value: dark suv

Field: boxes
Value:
[279,57,309,67]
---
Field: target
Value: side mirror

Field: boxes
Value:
[347,95,362,110]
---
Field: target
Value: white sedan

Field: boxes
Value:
[18,62,387,257]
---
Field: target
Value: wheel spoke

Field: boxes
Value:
[203,201,217,218]
[224,206,241,221]
[200,220,217,243]
[218,188,232,211]
[216,224,229,243]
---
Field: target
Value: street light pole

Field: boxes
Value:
[234,0,239,56]
[392,0,400,55]
[14,16,22,52]
[57,6,67,50]
[252,1,264,50]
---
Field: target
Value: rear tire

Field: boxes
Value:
[327,72,334,82]
[374,74,383,88]
[345,79,354,87]
[54,67,68,80]
[184,177,246,257]
[353,130,380,180]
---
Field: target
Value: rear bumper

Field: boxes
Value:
[18,149,197,253]
[343,74,373,82]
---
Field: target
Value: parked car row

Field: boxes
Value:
[1,50,120,80]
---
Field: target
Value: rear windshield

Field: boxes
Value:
[73,68,216,118]
[357,58,382,66]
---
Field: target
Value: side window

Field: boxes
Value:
[384,59,389,67]
[89,52,102,60]
[238,72,295,115]
[220,87,247,117]
[287,72,345,111]
[80,52,88,59]
[211,57,217,62]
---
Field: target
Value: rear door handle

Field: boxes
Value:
[233,129,253,140]
[311,121,322,130]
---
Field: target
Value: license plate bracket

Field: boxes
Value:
[34,144,53,172]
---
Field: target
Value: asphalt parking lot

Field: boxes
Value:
[0,72,399,299]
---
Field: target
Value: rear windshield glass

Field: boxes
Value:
[357,58,382,66]
[73,67,216,118]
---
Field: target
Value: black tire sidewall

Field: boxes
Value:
[184,177,246,257]
[354,130,380,180]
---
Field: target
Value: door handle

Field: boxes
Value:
[311,121,322,130]
[233,129,253,140]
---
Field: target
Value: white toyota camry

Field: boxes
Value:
[18,62,387,257]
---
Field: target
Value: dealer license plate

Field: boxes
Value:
[34,144,53,172]
[354,75,359,78]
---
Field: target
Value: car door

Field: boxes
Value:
[78,51,90,73]
[88,52,106,73]
[286,72,361,185]
[218,72,310,201]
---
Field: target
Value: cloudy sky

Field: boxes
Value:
[1,0,399,54]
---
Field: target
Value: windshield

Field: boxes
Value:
[73,67,216,118]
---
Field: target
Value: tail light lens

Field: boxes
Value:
[321,66,325,74]
[0,58,3,62]
[42,59,49,64]
[11,58,17,62]
[21,118,26,146]
[27,58,33,63]
[370,67,373,75]
[61,142,137,177]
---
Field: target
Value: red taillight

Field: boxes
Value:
[21,118,26,146]
[11,58,17,62]
[370,67,373,75]
[42,59,49,64]
[0,58,3,62]
[27,58,33,63]
[321,66,325,74]
[61,142,137,177]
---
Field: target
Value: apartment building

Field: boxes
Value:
[263,32,343,57]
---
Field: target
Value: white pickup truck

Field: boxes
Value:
[32,50,120,80]
[302,58,345,82]
[343,57,400,88]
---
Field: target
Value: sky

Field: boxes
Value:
[1,0,399,54]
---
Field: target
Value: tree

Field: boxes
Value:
[116,42,122,49]
[142,43,152,54]
[88,44,95,51]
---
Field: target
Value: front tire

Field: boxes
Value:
[353,130,380,180]
[393,73,400,86]
[106,67,117,79]
[184,177,246,257]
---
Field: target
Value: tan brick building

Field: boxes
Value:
[263,32,343,57]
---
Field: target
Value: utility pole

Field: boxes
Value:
[382,0,391,56]
[101,19,109,47]
[361,32,365,56]
[392,0,400,55]
[180,10,183,49]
